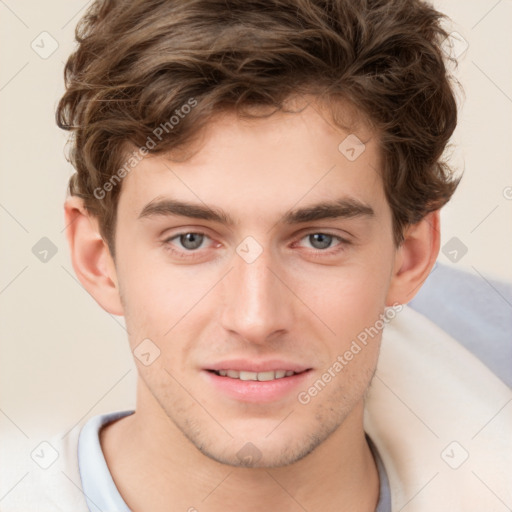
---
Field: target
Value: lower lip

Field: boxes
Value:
[203,370,312,403]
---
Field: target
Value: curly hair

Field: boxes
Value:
[56,0,461,259]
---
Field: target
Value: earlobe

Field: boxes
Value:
[64,196,124,316]
[385,211,440,306]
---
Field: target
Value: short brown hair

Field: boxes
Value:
[56,0,461,259]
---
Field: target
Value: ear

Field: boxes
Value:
[385,210,440,306]
[63,196,124,316]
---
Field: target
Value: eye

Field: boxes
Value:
[298,232,350,258]
[163,232,211,254]
[299,233,346,251]
[303,233,336,250]
[161,230,350,261]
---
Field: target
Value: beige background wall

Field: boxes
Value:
[0,0,511,442]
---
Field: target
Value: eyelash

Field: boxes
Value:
[162,231,350,260]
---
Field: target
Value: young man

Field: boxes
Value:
[2,0,511,511]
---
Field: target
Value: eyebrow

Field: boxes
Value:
[137,196,375,225]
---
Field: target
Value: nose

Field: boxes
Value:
[219,248,295,345]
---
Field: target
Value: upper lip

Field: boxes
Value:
[206,359,311,373]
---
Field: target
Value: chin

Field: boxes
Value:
[182,415,343,469]
[197,438,321,469]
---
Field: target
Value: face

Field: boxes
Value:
[112,98,398,468]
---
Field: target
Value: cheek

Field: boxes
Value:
[116,252,216,358]
[302,259,393,392]
[300,269,388,406]
[302,256,393,336]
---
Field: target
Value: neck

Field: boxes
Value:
[100,384,379,512]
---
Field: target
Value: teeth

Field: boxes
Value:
[257,371,275,381]
[240,371,258,381]
[214,370,298,381]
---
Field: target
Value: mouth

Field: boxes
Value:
[203,364,313,403]
[207,369,306,381]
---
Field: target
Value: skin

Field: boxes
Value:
[64,96,439,511]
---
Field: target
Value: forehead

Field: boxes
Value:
[117,99,385,223]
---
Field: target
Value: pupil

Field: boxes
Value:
[182,233,203,250]
[311,233,331,249]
